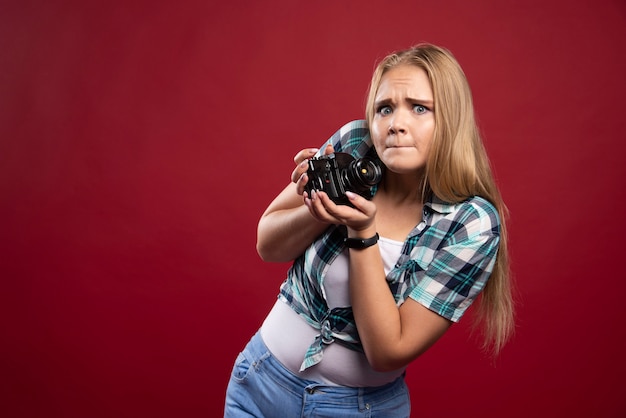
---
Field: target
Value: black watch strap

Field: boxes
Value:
[344,233,379,249]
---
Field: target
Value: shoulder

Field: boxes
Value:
[459,196,501,236]
[336,119,368,139]
[326,120,372,156]
[428,196,500,241]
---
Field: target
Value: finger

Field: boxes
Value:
[291,148,319,184]
[304,191,326,222]
[310,191,362,225]
[306,190,338,223]
[293,148,319,165]
[291,159,310,184]
[317,192,362,223]
[295,172,309,195]
[322,144,335,156]
[344,192,377,218]
[317,191,377,231]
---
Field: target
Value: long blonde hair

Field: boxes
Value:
[366,44,514,354]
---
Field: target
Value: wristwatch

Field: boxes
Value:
[344,233,379,249]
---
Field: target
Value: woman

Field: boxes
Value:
[224,43,514,417]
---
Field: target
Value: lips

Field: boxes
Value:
[385,138,412,148]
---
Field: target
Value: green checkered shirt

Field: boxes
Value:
[278,120,501,371]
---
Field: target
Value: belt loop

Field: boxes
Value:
[357,387,371,411]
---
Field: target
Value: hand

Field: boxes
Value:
[291,144,334,195]
[305,190,377,234]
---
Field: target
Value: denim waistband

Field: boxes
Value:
[246,331,407,407]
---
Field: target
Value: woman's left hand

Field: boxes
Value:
[304,190,376,233]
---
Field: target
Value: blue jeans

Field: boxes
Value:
[224,332,410,417]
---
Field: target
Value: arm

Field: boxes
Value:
[345,197,500,371]
[347,241,452,372]
[256,183,329,262]
[256,146,334,262]
[259,119,373,262]
[303,190,452,370]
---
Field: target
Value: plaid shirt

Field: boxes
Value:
[278,120,501,371]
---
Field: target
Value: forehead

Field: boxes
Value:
[376,65,432,98]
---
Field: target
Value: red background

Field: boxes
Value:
[1,0,625,417]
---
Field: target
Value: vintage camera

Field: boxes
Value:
[304,152,383,205]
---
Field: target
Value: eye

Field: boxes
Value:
[413,104,429,114]
[377,105,392,116]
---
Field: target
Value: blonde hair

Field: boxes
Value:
[366,44,514,354]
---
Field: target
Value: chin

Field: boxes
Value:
[382,161,423,175]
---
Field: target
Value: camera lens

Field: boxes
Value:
[344,158,382,192]
[355,159,381,184]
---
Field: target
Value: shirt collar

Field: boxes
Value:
[424,194,457,215]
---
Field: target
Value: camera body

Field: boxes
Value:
[304,152,383,206]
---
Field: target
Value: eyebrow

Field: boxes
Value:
[374,97,434,108]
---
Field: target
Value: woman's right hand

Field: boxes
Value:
[257,144,335,262]
[291,144,335,195]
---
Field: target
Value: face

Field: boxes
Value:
[370,65,435,176]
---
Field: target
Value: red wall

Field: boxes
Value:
[1,0,625,416]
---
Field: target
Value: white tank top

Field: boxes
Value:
[260,236,405,387]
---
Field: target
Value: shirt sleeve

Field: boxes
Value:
[408,199,501,322]
[314,120,372,158]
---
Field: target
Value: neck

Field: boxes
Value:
[378,171,425,205]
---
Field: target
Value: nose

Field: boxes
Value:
[388,112,407,135]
